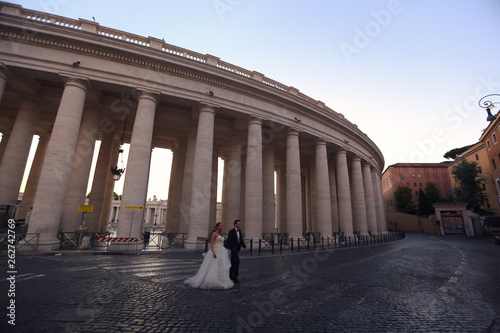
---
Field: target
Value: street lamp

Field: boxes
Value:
[110,115,128,181]
[110,148,125,181]
[478,94,499,122]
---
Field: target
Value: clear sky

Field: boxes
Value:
[6,0,500,200]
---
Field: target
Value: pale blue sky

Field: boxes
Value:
[6,0,500,199]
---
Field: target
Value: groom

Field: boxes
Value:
[226,219,248,283]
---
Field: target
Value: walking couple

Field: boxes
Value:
[184,219,248,289]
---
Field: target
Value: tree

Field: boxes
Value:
[443,144,474,160]
[418,188,428,216]
[394,185,413,213]
[451,159,489,214]
[113,192,122,200]
[418,182,442,216]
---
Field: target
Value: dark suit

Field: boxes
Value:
[226,227,246,281]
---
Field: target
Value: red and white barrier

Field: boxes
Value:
[96,237,138,242]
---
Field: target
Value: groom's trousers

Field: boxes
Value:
[230,250,240,280]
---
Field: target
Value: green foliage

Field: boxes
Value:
[418,188,429,216]
[394,185,413,212]
[113,192,122,200]
[443,144,474,160]
[416,182,443,216]
[451,159,488,214]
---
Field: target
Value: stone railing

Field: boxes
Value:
[0,1,339,115]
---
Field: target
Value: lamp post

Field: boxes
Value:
[110,115,128,181]
[110,148,125,181]
[478,94,499,122]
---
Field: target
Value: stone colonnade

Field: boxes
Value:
[0,70,387,251]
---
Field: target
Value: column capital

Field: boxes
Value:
[248,116,263,126]
[136,89,160,104]
[315,138,327,146]
[336,148,347,156]
[287,128,300,137]
[198,100,220,112]
[59,74,90,91]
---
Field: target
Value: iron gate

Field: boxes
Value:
[441,213,465,235]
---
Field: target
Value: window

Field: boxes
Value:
[493,159,497,170]
[494,132,498,144]
[412,174,416,178]
[487,140,492,150]
[476,154,479,161]
[401,174,404,180]
[414,182,417,187]
[406,182,410,187]
[420,183,423,186]
[479,167,483,174]
[418,174,421,178]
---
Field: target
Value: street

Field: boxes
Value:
[1,233,499,332]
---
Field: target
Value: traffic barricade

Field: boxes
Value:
[94,237,139,253]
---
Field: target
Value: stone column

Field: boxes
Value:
[305,165,313,232]
[208,149,219,233]
[351,157,368,235]
[362,162,378,234]
[179,124,197,233]
[116,91,158,239]
[286,129,303,238]
[99,142,120,232]
[328,155,340,234]
[165,143,186,233]
[244,117,263,239]
[222,134,242,234]
[0,97,40,207]
[0,130,11,165]
[336,149,353,236]
[18,135,49,220]
[276,162,287,233]
[262,143,275,234]
[315,139,332,237]
[60,107,100,232]
[185,104,216,248]
[27,77,88,250]
[372,168,388,233]
[86,132,115,232]
[0,65,7,104]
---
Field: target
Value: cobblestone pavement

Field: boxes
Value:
[1,233,500,332]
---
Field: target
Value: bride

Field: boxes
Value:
[184,222,234,289]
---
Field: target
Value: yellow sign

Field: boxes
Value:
[78,205,94,212]
[125,206,143,210]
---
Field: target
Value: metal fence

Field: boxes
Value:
[0,233,40,253]
[1,231,404,254]
[203,231,406,257]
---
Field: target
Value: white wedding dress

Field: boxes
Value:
[184,235,234,289]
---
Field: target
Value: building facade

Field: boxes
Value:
[0,2,386,251]
[446,142,500,215]
[381,163,453,212]
[475,110,500,213]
